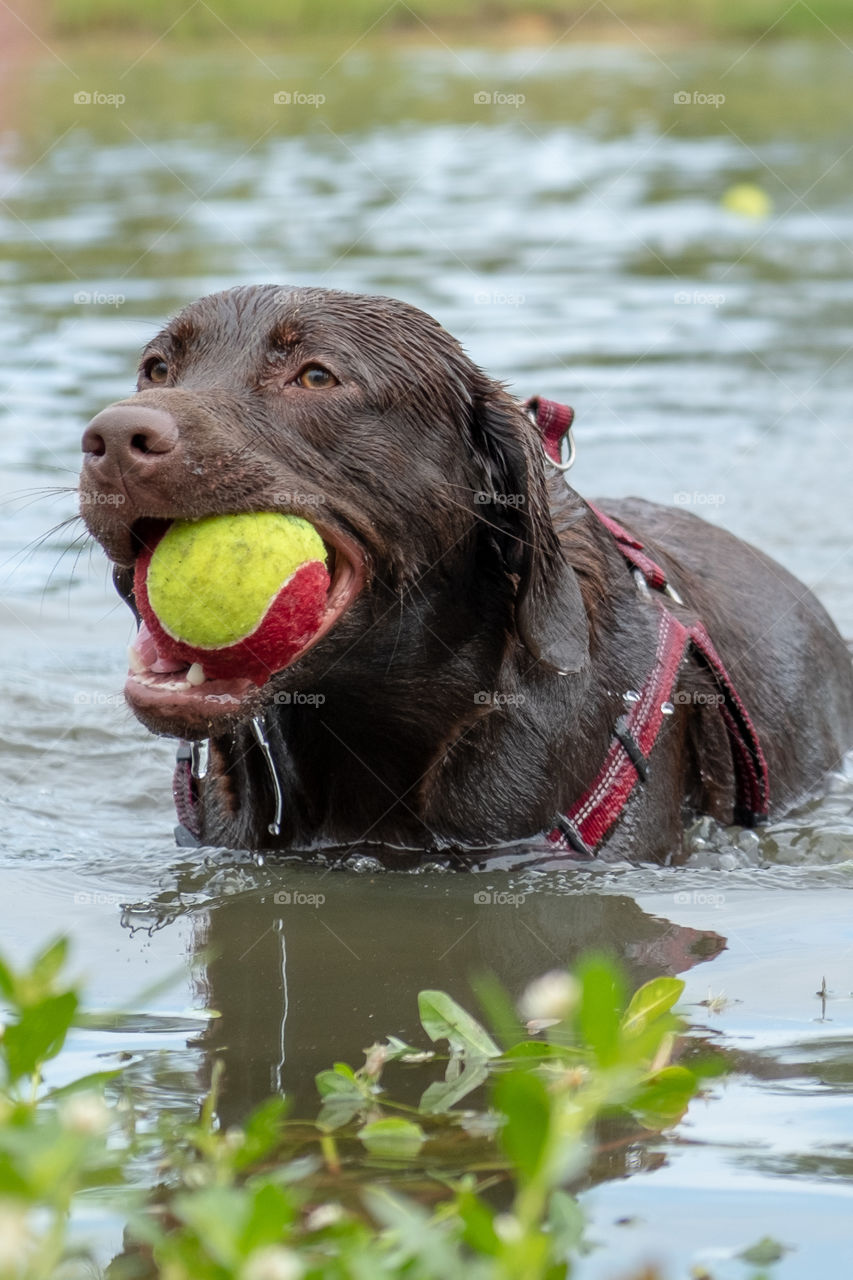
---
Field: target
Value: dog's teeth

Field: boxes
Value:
[130,673,191,691]
[186,663,206,686]
[127,646,148,675]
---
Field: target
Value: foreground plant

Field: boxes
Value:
[0,939,125,1279]
[0,939,713,1279]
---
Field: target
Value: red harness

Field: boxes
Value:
[171,397,770,853]
[528,395,769,858]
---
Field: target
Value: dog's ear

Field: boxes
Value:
[469,386,589,674]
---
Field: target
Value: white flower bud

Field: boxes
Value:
[518,971,580,1024]
[494,1213,523,1243]
[0,1202,32,1269]
[59,1092,110,1136]
[305,1203,343,1231]
[240,1245,304,1280]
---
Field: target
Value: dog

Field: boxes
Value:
[78,285,853,861]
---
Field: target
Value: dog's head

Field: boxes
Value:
[79,285,588,738]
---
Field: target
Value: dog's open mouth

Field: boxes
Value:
[121,515,364,734]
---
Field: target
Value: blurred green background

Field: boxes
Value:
[40,0,853,38]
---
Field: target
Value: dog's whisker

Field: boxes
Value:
[1,484,79,513]
[42,528,93,604]
[3,515,85,579]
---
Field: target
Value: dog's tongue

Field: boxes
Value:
[130,536,188,674]
[130,620,187,674]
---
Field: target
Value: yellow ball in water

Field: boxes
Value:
[722,183,772,220]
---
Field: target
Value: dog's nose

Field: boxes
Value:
[82,403,179,464]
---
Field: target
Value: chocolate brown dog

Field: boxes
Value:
[79,285,853,860]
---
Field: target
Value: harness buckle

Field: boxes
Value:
[613,713,649,782]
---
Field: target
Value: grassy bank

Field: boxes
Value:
[47,0,853,41]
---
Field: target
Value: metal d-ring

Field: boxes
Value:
[190,739,209,780]
[548,425,576,472]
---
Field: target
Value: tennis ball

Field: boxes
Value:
[722,183,772,220]
[133,512,330,685]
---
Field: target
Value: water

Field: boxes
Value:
[1,34,852,1275]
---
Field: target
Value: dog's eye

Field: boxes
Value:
[297,364,338,389]
[143,358,169,384]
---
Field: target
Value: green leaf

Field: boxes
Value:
[315,1066,362,1098]
[621,976,684,1038]
[576,958,625,1067]
[470,971,526,1051]
[631,1065,697,1129]
[234,1096,288,1168]
[738,1235,790,1265]
[317,1098,363,1130]
[457,1189,500,1256]
[0,954,16,1001]
[418,990,500,1058]
[171,1187,248,1269]
[43,1069,121,1102]
[315,1064,365,1129]
[31,938,70,990]
[3,992,78,1083]
[237,1182,294,1253]
[419,1058,490,1114]
[493,1069,551,1182]
[362,1188,460,1271]
[547,1189,587,1255]
[384,1036,429,1062]
[503,1042,582,1062]
[358,1118,425,1159]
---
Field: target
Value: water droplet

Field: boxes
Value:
[623,689,641,704]
[661,701,675,715]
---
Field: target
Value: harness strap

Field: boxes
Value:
[586,501,669,592]
[688,620,769,825]
[546,607,688,856]
[530,395,770,856]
